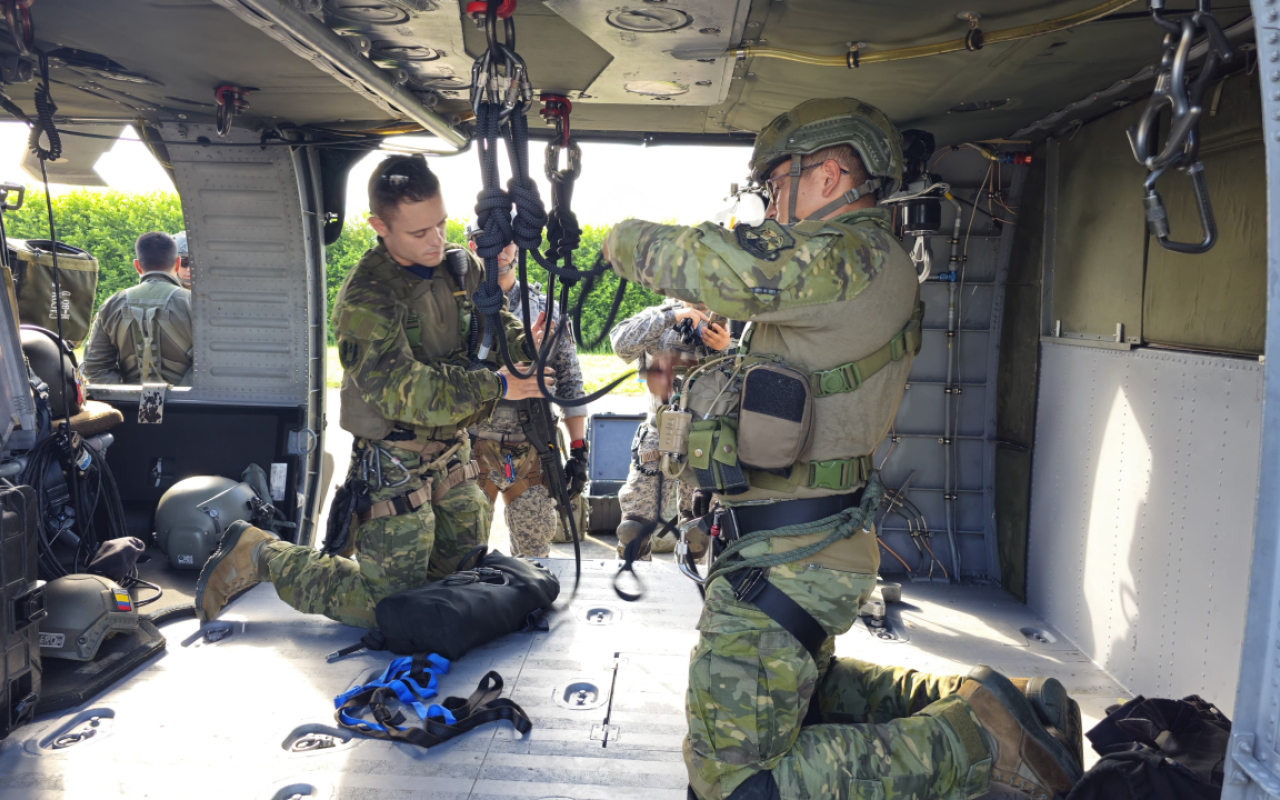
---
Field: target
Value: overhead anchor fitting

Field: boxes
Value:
[958,11,984,51]
[844,42,866,69]
[213,84,253,138]
[540,94,581,182]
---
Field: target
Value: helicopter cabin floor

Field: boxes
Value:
[0,559,1127,800]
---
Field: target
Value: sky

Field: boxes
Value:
[0,121,754,227]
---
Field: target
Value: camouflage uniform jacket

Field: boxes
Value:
[471,279,587,439]
[610,298,721,426]
[81,271,193,386]
[605,209,919,502]
[333,242,527,445]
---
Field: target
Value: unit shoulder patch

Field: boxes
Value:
[734,220,795,262]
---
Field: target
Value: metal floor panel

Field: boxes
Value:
[0,561,1128,799]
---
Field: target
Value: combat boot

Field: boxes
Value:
[1009,676,1084,770]
[194,521,278,621]
[959,665,1083,799]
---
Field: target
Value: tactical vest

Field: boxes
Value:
[115,277,193,385]
[339,246,489,443]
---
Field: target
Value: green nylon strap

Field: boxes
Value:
[703,472,885,588]
[747,454,873,492]
[810,301,924,398]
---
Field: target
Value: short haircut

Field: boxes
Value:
[801,144,870,184]
[369,155,440,221]
[135,231,178,272]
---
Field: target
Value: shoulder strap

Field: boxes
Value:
[809,300,924,398]
[122,281,187,383]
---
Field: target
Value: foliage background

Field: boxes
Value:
[13,190,662,354]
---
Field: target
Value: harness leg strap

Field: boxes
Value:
[726,567,828,726]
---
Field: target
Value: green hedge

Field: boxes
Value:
[5,190,185,311]
[11,189,662,353]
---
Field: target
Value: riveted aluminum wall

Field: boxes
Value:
[1028,343,1260,717]
[169,124,310,406]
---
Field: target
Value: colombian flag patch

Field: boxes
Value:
[113,591,132,612]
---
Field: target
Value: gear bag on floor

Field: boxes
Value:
[1066,694,1231,800]
[330,549,560,663]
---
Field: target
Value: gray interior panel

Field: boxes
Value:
[1028,341,1260,716]
[168,124,311,406]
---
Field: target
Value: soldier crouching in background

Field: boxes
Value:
[610,300,731,561]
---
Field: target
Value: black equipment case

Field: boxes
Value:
[585,413,644,534]
[0,485,42,739]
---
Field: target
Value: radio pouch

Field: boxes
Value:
[736,362,814,470]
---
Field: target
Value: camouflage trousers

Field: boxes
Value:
[474,440,581,558]
[687,513,992,800]
[617,420,697,560]
[259,441,491,628]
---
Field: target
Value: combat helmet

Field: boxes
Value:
[40,574,138,661]
[155,476,262,570]
[749,97,904,222]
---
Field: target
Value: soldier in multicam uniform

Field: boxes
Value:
[194,155,552,627]
[610,298,730,560]
[603,99,1084,800]
[466,228,590,558]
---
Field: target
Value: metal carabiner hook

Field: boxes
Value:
[1141,161,1218,254]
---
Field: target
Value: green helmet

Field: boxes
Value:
[155,476,261,570]
[40,574,138,661]
[749,98,904,219]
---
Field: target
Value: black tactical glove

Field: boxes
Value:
[565,441,589,498]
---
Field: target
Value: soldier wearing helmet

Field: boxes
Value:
[602,98,1082,800]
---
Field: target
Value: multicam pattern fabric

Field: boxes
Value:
[608,206,982,800]
[684,524,990,800]
[605,211,896,321]
[261,442,491,628]
[332,242,526,440]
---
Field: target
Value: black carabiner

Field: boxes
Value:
[1142,162,1217,255]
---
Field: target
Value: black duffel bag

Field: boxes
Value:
[337,549,560,663]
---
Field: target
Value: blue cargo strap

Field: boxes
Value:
[335,653,450,732]
[335,663,532,748]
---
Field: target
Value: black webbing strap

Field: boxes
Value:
[613,513,681,602]
[726,568,828,727]
[726,568,827,661]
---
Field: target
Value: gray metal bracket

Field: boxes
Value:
[1229,735,1280,798]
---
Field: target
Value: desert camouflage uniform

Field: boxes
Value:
[259,242,526,627]
[610,299,716,560]
[606,212,992,800]
[470,280,586,558]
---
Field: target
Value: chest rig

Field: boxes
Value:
[657,300,924,497]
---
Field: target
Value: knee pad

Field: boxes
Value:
[616,517,646,544]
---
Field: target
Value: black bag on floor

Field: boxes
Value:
[1067,695,1231,800]
[346,550,560,662]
